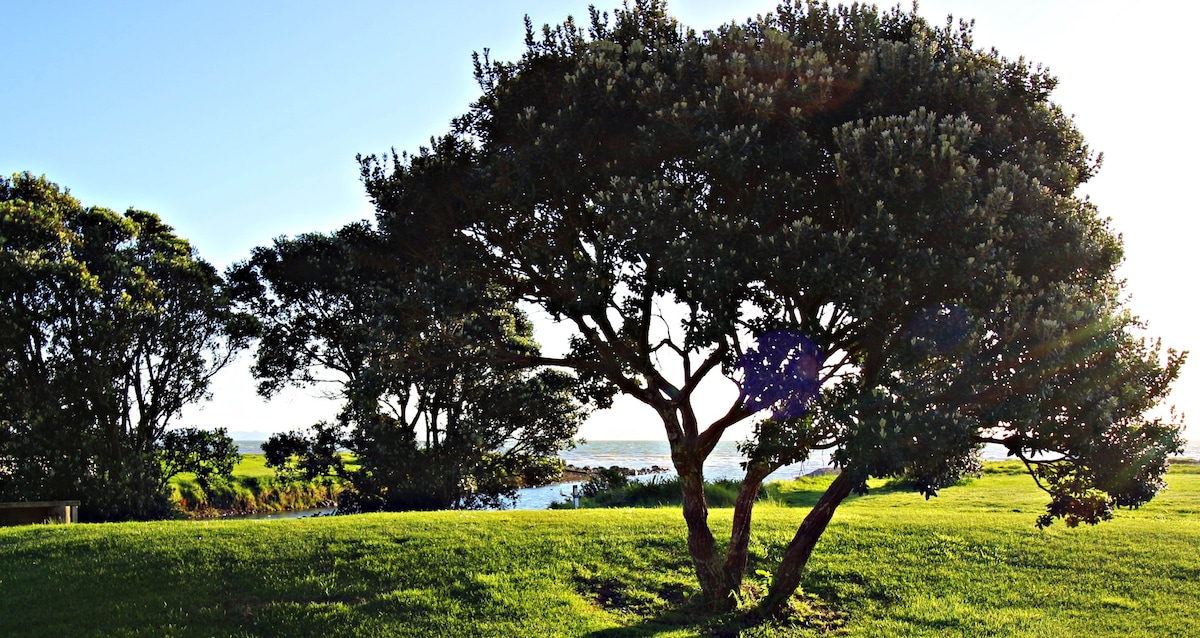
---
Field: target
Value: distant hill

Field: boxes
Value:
[225,430,272,441]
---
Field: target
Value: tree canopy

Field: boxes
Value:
[359,0,1186,615]
[0,172,250,520]
[229,222,587,510]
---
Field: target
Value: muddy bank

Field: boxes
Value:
[181,498,339,520]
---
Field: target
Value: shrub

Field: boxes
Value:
[560,475,764,509]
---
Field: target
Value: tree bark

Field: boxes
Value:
[721,463,772,588]
[758,470,856,618]
[675,452,733,609]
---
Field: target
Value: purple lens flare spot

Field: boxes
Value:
[737,330,823,419]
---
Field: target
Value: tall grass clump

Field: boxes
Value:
[555,471,765,509]
[169,454,342,517]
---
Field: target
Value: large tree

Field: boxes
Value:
[359,1,1186,616]
[229,222,586,510]
[0,173,250,520]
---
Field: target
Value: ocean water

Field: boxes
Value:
[513,439,834,510]
[233,438,1200,511]
[513,437,1200,509]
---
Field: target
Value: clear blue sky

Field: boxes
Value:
[3,1,1195,441]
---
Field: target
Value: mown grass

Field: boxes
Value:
[1,460,1196,637]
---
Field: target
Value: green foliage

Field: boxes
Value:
[160,427,240,490]
[1,463,1197,637]
[358,0,1186,608]
[229,223,587,511]
[172,474,339,516]
[580,467,631,498]
[169,454,342,516]
[897,451,983,499]
[565,475,764,509]
[0,172,251,521]
[263,421,345,482]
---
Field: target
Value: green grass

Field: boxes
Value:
[215,453,360,479]
[169,454,342,517]
[2,460,1196,637]
[227,454,278,480]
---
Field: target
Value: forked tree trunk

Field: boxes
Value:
[758,470,856,618]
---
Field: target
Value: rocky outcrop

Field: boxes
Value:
[560,464,669,483]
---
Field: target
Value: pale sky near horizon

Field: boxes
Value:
[3,1,1195,442]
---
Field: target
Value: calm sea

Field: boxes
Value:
[235,437,1200,511]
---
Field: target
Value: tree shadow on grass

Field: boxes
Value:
[578,607,761,638]
[579,605,850,638]
[576,580,851,637]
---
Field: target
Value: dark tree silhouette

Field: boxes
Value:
[231,223,586,510]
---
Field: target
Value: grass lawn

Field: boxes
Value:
[1,460,1196,637]
[226,454,278,480]
[214,453,359,479]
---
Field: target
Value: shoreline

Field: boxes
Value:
[552,463,670,485]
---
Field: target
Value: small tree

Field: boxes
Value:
[160,427,240,491]
[230,222,586,510]
[360,1,1185,615]
[0,173,251,520]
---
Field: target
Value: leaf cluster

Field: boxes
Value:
[160,426,240,489]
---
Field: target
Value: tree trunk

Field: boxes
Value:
[758,470,856,618]
[675,454,733,609]
[721,463,772,588]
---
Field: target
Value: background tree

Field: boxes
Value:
[160,427,239,492]
[0,172,251,520]
[261,421,346,483]
[360,0,1185,615]
[230,222,586,510]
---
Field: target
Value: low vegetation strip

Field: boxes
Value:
[1,461,1196,637]
[169,455,342,518]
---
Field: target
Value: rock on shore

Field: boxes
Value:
[560,464,669,483]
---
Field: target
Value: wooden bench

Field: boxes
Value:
[0,500,80,526]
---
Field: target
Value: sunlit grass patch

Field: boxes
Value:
[1,462,1196,636]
